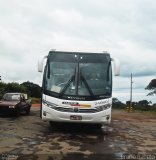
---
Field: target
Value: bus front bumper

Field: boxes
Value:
[41,107,111,125]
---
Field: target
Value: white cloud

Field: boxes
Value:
[0,0,156,102]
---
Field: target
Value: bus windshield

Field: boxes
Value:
[43,52,112,100]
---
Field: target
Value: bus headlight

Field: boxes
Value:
[96,104,111,111]
[43,100,58,109]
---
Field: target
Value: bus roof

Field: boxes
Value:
[48,50,110,56]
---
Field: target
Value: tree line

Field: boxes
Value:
[112,98,156,111]
[0,81,41,99]
[113,78,156,111]
[0,78,155,108]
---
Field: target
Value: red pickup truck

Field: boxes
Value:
[0,93,31,116]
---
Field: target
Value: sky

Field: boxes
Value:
[0,0,156,103]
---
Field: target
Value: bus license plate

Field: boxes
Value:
[70,115,82,120]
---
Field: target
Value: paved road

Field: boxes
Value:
[0,107,156,160]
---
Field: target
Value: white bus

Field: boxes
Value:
[38,51,120,126]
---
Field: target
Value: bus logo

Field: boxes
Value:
[73,107,79,112]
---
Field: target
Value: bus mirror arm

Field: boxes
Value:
[111,57,120,76]
[38,55,47,72]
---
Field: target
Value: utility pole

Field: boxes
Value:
[129,73,133,112]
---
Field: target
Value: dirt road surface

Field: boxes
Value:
[0,107,156,160]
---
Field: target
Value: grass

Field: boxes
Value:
[30,98,41,104]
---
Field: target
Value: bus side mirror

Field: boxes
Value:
[38,56,47,72]
[111,58,120,76]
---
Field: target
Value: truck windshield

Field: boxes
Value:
[43,52,112,100]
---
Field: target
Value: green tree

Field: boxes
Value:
[145,79,156,96]
[0,81,41,99]
[21,81,41,98]
[0,82,27,99]
[5,82,26,93]
[0,82,7,98]
[112,98,126,109]
[138,100,151,111]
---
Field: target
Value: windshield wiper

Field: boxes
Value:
[59,68,76,97]
[59,75,75,97]
[80,73,94,97]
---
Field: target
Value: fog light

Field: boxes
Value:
[43,111,47,116]
[106,116,110,120]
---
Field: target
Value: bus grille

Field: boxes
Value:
[51,106,100,113]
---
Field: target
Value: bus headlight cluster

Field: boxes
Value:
[96,104,111,111]
[43,100,58,108]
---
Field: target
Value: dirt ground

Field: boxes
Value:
[0,107,156,160]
